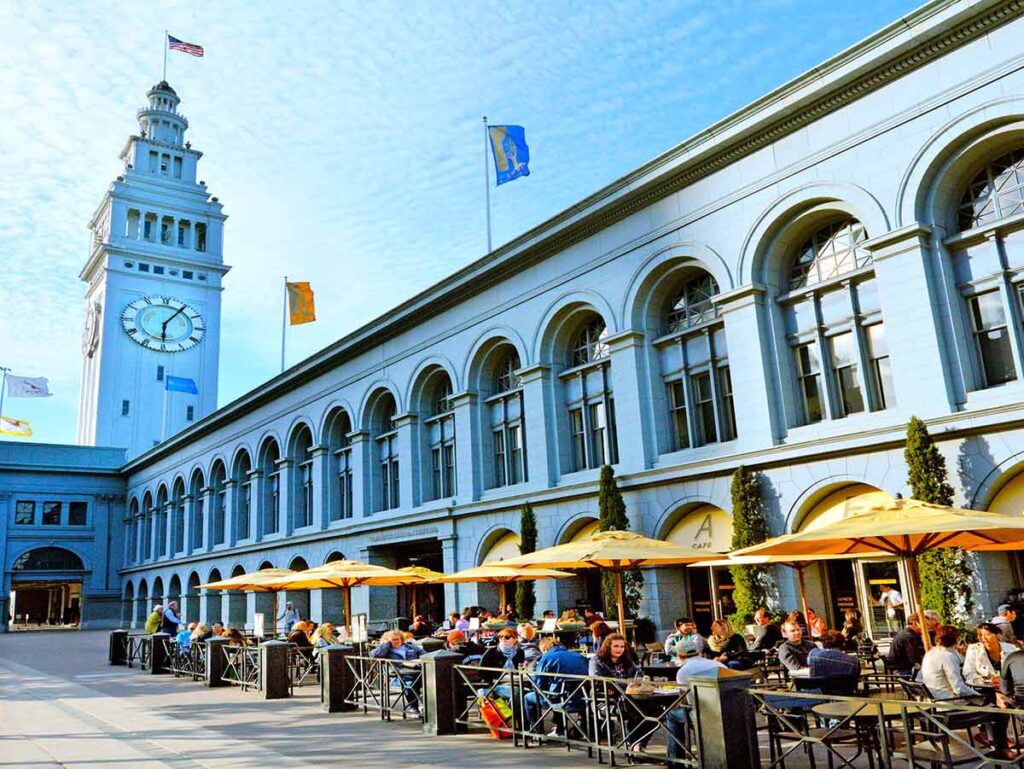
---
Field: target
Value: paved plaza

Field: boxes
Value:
[0,631,603,769]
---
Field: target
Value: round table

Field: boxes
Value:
[812,700,919,720]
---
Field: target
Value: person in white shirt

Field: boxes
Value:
[919,624,981,702]
[963,622,1017,688]
[877,584,904,634]
[666,647,726,760]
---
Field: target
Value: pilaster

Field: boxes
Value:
[248,469,263,542]
[275,458,294,535]
[223,480,238,546]
[347,430,370,518]
[606,329,652,471]
[393,412,419,510]
[309,445,330,529]
[182,494,194,555]
[449,391,479,502]
[518,364,556,487]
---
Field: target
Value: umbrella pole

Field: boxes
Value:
[343,586,352,639]
[902,554,932,652]
[499,582,507,613]
[796,566,810,621]
[615,571,627,638]
[411,586,418,619]
[272,591,278,639]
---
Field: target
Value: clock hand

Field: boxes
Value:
[161,306,187,340]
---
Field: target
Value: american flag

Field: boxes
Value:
[167,35,204,57]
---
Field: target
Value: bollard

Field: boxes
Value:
[109,629,128,665]
[259,640,291,700]
[149,633,171,675]
[320,644,356,713]
[205,637,231,688]
[420,650,463,736]
[689,669,761,769]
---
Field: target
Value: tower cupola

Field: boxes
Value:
[137,81,188,147]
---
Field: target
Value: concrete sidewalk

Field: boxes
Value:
[0,631,588,769]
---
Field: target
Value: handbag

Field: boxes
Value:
[478,696,513,739]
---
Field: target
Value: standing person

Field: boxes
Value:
[161,601,181,634]
[145,605,163,634]
[992,605,1019,645]
[777,619,818,672]
[877,584,904,635]
[964,622,1017,690]
[703,619,752,670]
[277,602,300,634]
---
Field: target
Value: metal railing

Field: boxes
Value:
[222,644,260,691]
[126,634,151,670]
[165,640,207,681]
[289,645,319,688]
[344,655,424,722]
[452,664,700,767]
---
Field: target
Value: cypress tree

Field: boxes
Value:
[729,465,774,627]
[904,416,974,625]
[597,465,644,618]
[514,502,538,620]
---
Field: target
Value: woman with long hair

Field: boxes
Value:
[589,633,640,679]
[703,619,752,670]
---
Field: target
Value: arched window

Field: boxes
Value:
[489,348,526,488]
[258,439,281,535]
[232,450,252,540]
[788,219,871,289]
[141,491,153,561]
[13,547,84,572]
[209,461,227,546]
[563,314,617,471]
[171,478,186,554]
[289,425,314,529]
[656,269,735,450]
[324,409,354,521]
[780,218,892,425]
[422,372,456,502]
[370,392,400,512]
[950,148,1024,391]
[188,470,205,551]
[155,485,169,558]
[126,498,139,565]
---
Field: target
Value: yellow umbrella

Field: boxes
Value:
[496,529,721,627]
[688,552,888,622]
[396,566,445,618]
[731,498,1024,649]
[433,564,575,614]
[198,568,296,637]
[275,560,428,635]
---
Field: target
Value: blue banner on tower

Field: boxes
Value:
[488,125,530,186]
[166,375,198,394]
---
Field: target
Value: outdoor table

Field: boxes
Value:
[616,687,689,754]
[642,665,678,682]
[812,699,921,765]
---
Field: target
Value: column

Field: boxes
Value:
[518,364,556,487]
[309,444,330,528]
[223,480,238,546]
[275,458,294,535]
[440,536,458,617]
[347,430,370,518]
[393,413,418,510]
[715,285,783,447]
[200,486,214,550]
[248,469,263,542]
[150,508,160,561]
[164,502,174,557]
[606,330,653,472]
[866,223,959,414]
[449,391,479,502]
[182,495,193,555]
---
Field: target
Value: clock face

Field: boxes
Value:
[121,296,205,352]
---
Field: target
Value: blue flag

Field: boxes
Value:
[166,376,198,394]
[488,125,530,186]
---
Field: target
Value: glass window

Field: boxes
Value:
[570,407,586,471]
[830,332,865,416]
[153,265,165,275]
[795,343,823,424]
[186,405,194,421]
[195,223,207,252]
[493,430,507,487]
[15,501,34,525]
[149,151,158,172]
[240,481,251,538]
[693,373,717,445]
[589,402,608,467]
[668,381,689,451]
[666,273,719,333]
[789,219,871,289]
[866,324,895,410]
[121,399,130,416]
[335,449,352,521]
[160,154,169,175]
[718,366,736,441]
[42,501,61,525]
[432,379,453,416]
[156,365,164,381]
[495,351,522,393]
[173,156,183,179]
[959,148,1024,231]
[572,318,610,366]
[508,424,523,485]
[69,502,87,526]
[970,291,1017,387]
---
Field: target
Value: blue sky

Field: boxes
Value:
[0,0,919,445]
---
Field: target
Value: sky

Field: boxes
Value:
[0,0,920,445]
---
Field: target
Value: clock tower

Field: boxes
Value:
[77,81,228,459]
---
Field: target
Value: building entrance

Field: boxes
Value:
[9,581,82,629]
[388,539,445,624]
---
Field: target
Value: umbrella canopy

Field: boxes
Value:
[434,564,575,611]
[496,529,720,627]
[198,568,296,591]
[276,560,428,634]
[731,499,1024,649]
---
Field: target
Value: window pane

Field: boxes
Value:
[972,291,1007,330]
[829,332,857,367]
[69,501,87,526]
[493,430,507,487]
[718,366,737,441]
[42,501,61,525]
[589,402,607,467]
[668,381,689,450]
[970,292,1017,387]
[795,343,822,424]
[866,324,895,410]
[15,501,34,525]
[570,408,586,470]
[693,372,717,445]
[509,425,524,484]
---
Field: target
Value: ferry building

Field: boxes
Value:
[5,0,1024,637]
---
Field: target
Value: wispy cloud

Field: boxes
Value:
[0,0,916,443]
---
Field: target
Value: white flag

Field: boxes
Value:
[6,375,52,398]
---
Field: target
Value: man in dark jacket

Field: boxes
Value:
[751,608,783,655]
[445,630,485,660]
[777,620,818,671]
[887,616,926,676]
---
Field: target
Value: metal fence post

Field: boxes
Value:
[149,633,171,675]
[421,650,462,736]
[321,644,356,713]
[259,640,291,699]
[109,629,128,665]
[689,669,761,769]
[205,637,230,688]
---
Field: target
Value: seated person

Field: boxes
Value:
[444,612,461,630]
[664,617,706,658]
[409,615,432,638]
[777,619,818,672]
[287,621,314,655]
[541,610,556,621]
[310,622,340,653]
[964,622,1016,688]
[371,629,424,715]
[455,608,472,632]
[559,608,581,624]
[480,628,525,670]
[524,636,589,734]
[586,621,612,653]
[176,622,196,650]
[666,647,727,760]
[840,608,866,651]
[750,608,782,655]
[518,624,542,664]
[806,608,827,639]
[920,625,982,702]
[445,630,486,659]
[582,607,604,625]
[190,623,212,644]
[807,630,860,680]
[589,633,640,679]
[887,615,927,676]
[703,619,752,670]
[211,621,225,637]
[225,627,247,646]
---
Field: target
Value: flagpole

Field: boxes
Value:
[281,276,288,373]
[483,117,492,254]
[161,385,169,441]
[163,30,168,81]
[0,367,9,421]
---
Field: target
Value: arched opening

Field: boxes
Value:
[366,389,400,512]
[321,551,347,621]
[476,530,521,611]
[167,574,182,620]
[137,578,149,625]
[152,576,165,606]
[9,547,86,630]
[122,581,135,626]
[412,367,456,504]
[661,504,733,635]
[204,568,223,625]
[323,408,354,521]
[554,519,604,614]
[287,423,315,530]
[283,556,311,624]
[141,491,154,561]
[325,551,345,564]
[232,449,253,541]
[209,460,227,547]
[155,485,169,558]
[189,468,205,551]
[257,437,281,536]
[127,497,140,565]
[226,565,247,628]
[185,571,201,623]
[171,477,186,554]
[472,341,527,490]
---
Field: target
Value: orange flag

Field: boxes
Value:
[286,281,316,325]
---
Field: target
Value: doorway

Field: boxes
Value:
[858,559,906,638]
[688,568,714,635]
[10,581,82,629]
[824,559,858,630]
[390,539,444,623]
